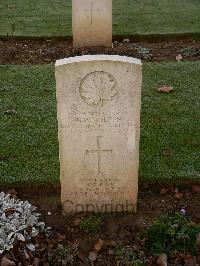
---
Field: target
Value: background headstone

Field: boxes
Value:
[55,55,142,214]
[72,0,112,47]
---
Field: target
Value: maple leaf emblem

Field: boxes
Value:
[80,71,118,106]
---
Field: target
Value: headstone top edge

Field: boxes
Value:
[55,55,142,67]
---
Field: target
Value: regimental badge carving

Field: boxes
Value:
[80,71,118,106]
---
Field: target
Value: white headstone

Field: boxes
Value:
[72,0,112,47]
[55,55,142,214]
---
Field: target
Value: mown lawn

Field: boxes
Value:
[0,61,199,186]
[0,0,200,37]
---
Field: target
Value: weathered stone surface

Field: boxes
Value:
[72,0,112,47]
[55,55,142,214]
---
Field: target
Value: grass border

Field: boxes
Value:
[1,32,200,42]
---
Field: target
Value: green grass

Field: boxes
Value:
[0,0,200,37]
[0,61,199,186]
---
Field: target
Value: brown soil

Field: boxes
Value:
[2,183,199,265]
[14,183,200,232]
[0,37,200,64]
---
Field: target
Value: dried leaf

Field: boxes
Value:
[174,188,179,193]
[157,86,173,93]
[94,239,103,252]
[77,252,86,261]
[73,218,81,226]
[160,188,168,195]
[184,255,196,266]
[123,38,129,43]
[174,188,183,199]
[176,54,183,62]
[4,208,16,215]
[88,251,97,262]
[108,249,115,255]
[174,191,184,199]
[103,240,117,247]
[1,257,15,266]
[24,249,30,260]
[192,185,200,193]
[157,253,167,266]
[57,233,66,242]
[61,259,67,266]
[7,189,17,199]
[33,258,40,266]
[4,109,17,115]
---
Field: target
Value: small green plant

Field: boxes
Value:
[145,212,200,257]
[136,47,152,58]
[80,215,102,235]
[0,192,48,254]
[115,244,146,266]
[49,243,78,265]
[180,47,200,57]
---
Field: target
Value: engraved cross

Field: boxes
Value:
[86,136,112,174]
[84,2,100,24]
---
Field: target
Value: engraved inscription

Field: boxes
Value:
[86,136,112,175]
[80,71,118,106]
[60,110,136,135]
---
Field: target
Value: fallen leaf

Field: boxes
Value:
[73,218,81,226]
[4,109,17,115]
[7,189,17,199]
[174,253,184,265]
[4,208,16,215]
[122,38,129,43]
[24,249,30,260]
[77,252,86,261]
[160,188,168,195]
[157,86,173,93]
[57,243,64,249]
[1,257,15,266]
[108,249,115,255]
[61,259,67,266]
[176,54,183,62]
[88,251,97,263]
[180,208,186,215]
[57,233,66,242]
[147,256,156,265]
[157,253,167,266]
[192,185,200,193]
[103,240,117,247]
[174,188,183,199]
[175,192,184,199]
[33,258,40,266]
[94,239,103,252]
[184,255,196,266]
